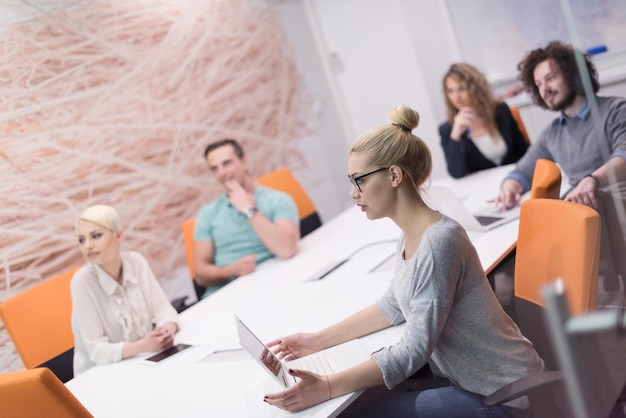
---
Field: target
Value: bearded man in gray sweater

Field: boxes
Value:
[494,40,626,305]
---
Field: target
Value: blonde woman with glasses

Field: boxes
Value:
[264,105,543,417]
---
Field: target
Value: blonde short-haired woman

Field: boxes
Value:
[71,204,179,376]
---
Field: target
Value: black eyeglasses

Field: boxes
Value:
[347,167,389,192]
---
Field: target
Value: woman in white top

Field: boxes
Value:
[439,63,528,178]
[70,204,179,376]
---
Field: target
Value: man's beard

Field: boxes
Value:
[547,88,577,112]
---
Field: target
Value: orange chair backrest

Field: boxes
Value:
[0,368,93,417]
[510,106,531,144]
[0,266,79,369]
[530,159,562,199]
[256,167,317,220]
[182,218,196,280]
[514,199,600,315]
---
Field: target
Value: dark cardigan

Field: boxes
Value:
[439,102,529,178]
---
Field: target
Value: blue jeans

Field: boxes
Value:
[355,385,528,418]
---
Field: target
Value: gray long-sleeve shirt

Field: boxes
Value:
[372,216,544,409]
[506,96,626,192]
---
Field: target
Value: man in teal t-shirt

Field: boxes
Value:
[193,139,300,298]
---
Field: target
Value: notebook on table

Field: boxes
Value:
[427,185,521,232]
[235,315,370,388]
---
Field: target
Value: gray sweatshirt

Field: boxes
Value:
[508,95,626,191]
[372,216,544,409]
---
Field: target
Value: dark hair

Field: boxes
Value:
[203,138,245,159]
[517,41,599,109]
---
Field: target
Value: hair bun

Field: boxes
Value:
[387,104,420,132]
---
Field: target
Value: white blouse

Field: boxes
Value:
[471,133,507,165]
[70,250,179,376]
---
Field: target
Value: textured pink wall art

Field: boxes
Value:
[0,0,307,372]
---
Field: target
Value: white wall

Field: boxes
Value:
[282,0,626,181]
[301,0,461,181]
[274,0,464,223]
[276,1,354,222]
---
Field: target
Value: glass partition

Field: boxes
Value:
[444,0,626,311]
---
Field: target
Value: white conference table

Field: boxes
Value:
[65,165,523,418]
[66,207,403,418]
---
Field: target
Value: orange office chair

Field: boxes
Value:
[530,159,562,199]
[182,218,196,286]
[170,219,198,311]
[180,218,205,306]
[256,167,322,237]
[510,106,531,145]
[488,159,562,289]
[0,266,79,383]
[0,368,93,417]
[514,199,600,317]
[485,199,601,417]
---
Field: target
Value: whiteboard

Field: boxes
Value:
[445,0,626,84]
